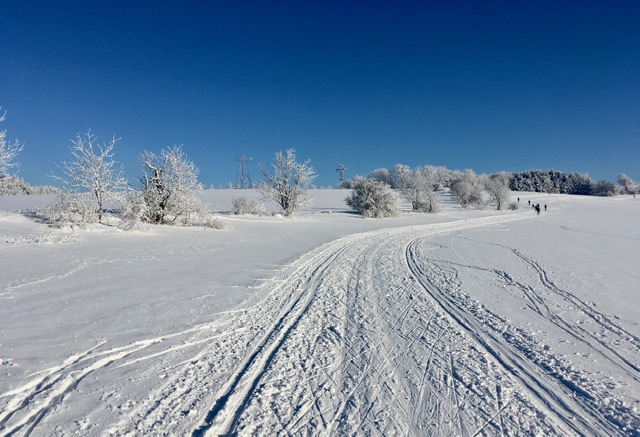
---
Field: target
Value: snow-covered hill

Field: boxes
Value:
[0,191,638,435]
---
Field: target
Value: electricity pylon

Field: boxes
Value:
[235,155,253,188]
[336,164,346,183]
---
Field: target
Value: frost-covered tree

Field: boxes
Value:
[231,196,267,215]
[259,149,316,217]
[0,174,59,195]
[426,165,453,190]
[337,179,354,189]
[617,173,637,195]
[485,171,511,210]
[139,145,203,224]
[0,108,23,176]
[451,169,485,208]
[52,131,127,222]
[392,164,439,212]
[40,191,98,227]
[368,168,393,187]
[391,164,412,193]
[509,170,596,195]
[346,176,399,218]
[593,179,616,196]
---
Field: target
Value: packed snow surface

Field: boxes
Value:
[0,190,638,436]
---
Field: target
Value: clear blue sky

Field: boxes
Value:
[2,0,639,188]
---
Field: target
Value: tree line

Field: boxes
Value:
[509,170,636,196]
[1,108,638,225]
[343,167,513,218]
[340,165,638,218]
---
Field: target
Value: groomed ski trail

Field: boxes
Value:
[2,212,637,436]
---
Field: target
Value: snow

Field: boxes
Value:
[0,190,638,435]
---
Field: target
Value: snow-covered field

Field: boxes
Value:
[1,190,638,436]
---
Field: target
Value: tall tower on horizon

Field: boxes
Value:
[336,163,346,183]
[235,155,253,188]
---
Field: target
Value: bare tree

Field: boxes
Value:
[52,131,127,222]
[259,149,316,217]
[392,164,439,212]
[0,108,23,176]
[346,176,399,218]
[139,145,203,224]
[485,171,511,210]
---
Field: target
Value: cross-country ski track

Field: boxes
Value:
[1,210,638,436]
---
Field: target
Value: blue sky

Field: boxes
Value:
[2,0,639,188]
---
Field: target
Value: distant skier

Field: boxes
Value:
[544,204,547,212]
[535,204,541,215]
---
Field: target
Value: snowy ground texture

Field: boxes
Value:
[0,190,639,436]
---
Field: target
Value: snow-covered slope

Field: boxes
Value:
[0,191,638,435]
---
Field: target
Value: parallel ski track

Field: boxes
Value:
[459,235,640,377]
[3,212,637,436]
[192,243,352,435]
[405,236,639,435]
[191,212,574,436]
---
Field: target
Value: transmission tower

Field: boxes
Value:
[336,164,347,183]
[235,155,253,188]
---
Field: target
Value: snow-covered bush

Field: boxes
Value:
[139,146,208,225]
[392,164,439,213]
[346,176,399,218]
[508,201,519,210]
[117,190,149,230]
[451,170,486,208]
[39,191,97,227]
[51,131,127,222]
[259,149,316,217]
[120,188,224,229]
[194,212,226,229]
[175,193,224,228]
[231,196,267,215]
